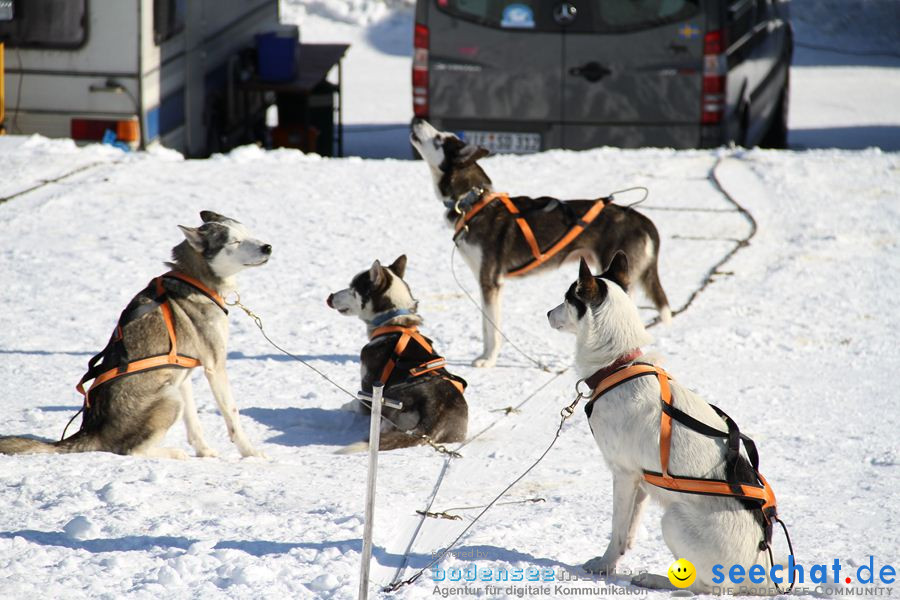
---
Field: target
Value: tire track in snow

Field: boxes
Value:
[0,161,108,207]
[670,154,759,319]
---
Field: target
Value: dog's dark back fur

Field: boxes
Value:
[466,197,661,284]
[361,333,468,450]
[435,134,669,316]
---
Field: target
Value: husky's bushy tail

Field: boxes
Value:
[335,431,425,454]
[0,431,100,455]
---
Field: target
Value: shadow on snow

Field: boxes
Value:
[242,406,367,447]
[0,530,582,578]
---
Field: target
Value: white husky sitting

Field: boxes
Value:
[548,253,787,594]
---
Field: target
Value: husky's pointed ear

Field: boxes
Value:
[200,210,235,224]
[602,251,631,291]
[388,254,407,279]
[369,260,387,289]
[454,143,490,168]
[178,225,205,252]
[576,258,599,298]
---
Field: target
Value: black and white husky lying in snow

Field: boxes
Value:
[327,255,468,451]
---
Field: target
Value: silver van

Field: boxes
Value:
[412,0,792,152]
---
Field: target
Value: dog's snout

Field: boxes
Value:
[326,293,334,308]
[547,309,552,318]
[260,244,272,255]
[410,119,423,143]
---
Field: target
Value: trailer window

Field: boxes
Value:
[154,0,185,44]
[0,0,87,49]
[0,0,13,22]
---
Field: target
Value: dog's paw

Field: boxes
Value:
[239,447,269,460]
[163,447,189,460]
[659,306,673,325]
[195,447,219,458]
[583,556,617,575]
[631,573,678,591]
[335,441,369,454]
[472,355,497,368]
[130,445,189,460]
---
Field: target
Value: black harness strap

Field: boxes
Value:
[76,273,227,404]
[590,364,777,537]
[367,327,467,393]
[591,363,795,592]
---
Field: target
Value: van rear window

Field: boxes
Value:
[589,0,700,31]
[436,0,699,33]
[437,0,556,31]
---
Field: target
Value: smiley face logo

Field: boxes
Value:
[668,558,696,588]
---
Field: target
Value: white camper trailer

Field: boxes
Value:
[0,0,280,156]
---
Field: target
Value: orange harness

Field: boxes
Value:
[76,271,227,408]
[453,192,608,277]
[589,363,779,540]
[369,325,466,394]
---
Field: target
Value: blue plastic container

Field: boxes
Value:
[256,26,299,82]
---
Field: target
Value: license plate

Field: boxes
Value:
[461,130,541,155]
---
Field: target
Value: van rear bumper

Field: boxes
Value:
[428,118,562,153]
[427,117,706,151]
[563,123,702,150]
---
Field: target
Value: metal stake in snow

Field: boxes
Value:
[358,381,383,600]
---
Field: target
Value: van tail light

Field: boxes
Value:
[71,117,140,143]
[701,30,726,125]
[413,23,429,118]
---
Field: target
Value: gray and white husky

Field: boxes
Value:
[411,118,670,368]
[327,255,468,451]
[0,211,271,459]
[548,254,782,593]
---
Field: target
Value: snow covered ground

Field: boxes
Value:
[1,1,899,598]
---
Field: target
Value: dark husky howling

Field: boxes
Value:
[410,118,670,368]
